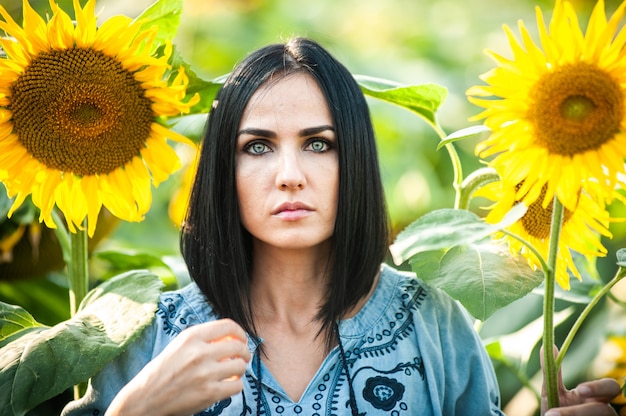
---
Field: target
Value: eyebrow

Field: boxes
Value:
[237,125,335,138]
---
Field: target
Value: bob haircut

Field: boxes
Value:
[181,37,389,345]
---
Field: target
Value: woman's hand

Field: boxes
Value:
[541,346,621,416]
[106,318,252,416]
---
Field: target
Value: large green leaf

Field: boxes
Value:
[355,75,447,127]
[410,241,544,321]
[0,271,163,416]
[134,0,183,48]
[389,205,527,265]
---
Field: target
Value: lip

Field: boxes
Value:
[271,202,314,220]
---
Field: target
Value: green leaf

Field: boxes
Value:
[484,307,574,367]
[0,276,71,327]
[355,75,447,127]
[0,183,12,220]
[93,250,181,289]
[168,113,209,143]
[0,186,37,227]
[437,125,490,150]
[0,270,164,416]
[411,241,544,320]
[134,0,183,48]
[616,248,626,268]
[389,205,527,265]
[0,303,46,348]
[169,47,225,113]
[94,250,172,272]
[532,281,599,304]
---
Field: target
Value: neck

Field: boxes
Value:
[250,243,331,325]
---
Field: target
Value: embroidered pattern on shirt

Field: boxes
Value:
[193,276,430,415]
[156,295,188,336]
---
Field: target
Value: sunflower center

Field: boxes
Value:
[10,47,154,176]
[72,103,101,125]
[560,95,595,122]
[528,62,623,156]
[517,184,574,239]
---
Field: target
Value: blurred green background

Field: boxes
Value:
[2,0,626,415]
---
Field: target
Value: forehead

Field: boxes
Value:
[239,73,333,128]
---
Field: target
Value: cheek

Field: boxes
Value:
[236,168,265,224]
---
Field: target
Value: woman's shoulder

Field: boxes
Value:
[341,264,467,337]
[154,282,218,338]
[377,263,473,324]
[379,264,454,305]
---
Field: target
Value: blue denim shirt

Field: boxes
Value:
[62,264,504,415]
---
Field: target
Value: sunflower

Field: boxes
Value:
[467,0,626,212]
[476,179,611,290]
[0,0,198,237]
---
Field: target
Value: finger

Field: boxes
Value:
[203,376,246,403]
[210,337,252,363]
[188,319,249,343]
[545,402,618,416]
[214,357,249,382]
[574,378,621,402]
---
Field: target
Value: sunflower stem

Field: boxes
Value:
[51,210,71,266]
[68,221,89,400]
[433,122,465,210]
[68,222,89,317]
[556,266,626,367]
[457,167,500,211]
[544,196,564,409]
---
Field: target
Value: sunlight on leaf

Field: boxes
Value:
[355,74,447,127]
[0,271,163,415]
[410,240,544,320]
[389,205,527,265]
[0,303,45,348]
[134,0,184,48]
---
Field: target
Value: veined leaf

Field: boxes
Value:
[0,271,163,416]
[390,205,527,265]
[438,125,491,150]
[410,240,544,321]
[134,0,183,47]
[355,75,447,127]
[0,303,46,348]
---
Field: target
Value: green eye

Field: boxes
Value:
[247,142,270,154]
[309,140,328,152]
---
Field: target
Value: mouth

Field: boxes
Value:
[271,202,314,220]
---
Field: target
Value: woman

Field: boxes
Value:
[63,37,620,416]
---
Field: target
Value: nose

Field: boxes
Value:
[276,149,306,190]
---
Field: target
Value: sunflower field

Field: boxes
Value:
[2,0,626,415]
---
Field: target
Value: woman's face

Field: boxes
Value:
[235,73,338,252]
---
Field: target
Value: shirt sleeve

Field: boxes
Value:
[419,283,505,416]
